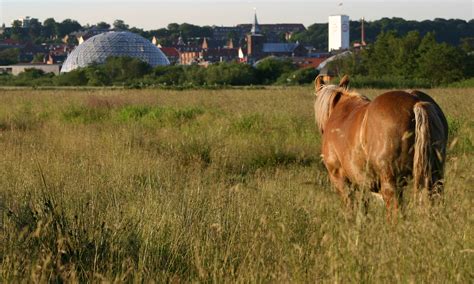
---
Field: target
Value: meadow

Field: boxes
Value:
[0,86,472,282]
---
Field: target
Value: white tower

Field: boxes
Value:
[328,15,350,51]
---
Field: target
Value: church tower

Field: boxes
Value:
[247,10,266,63]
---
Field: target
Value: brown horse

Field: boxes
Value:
[314,75,448,214]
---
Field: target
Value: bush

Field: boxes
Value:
[55,69,88,86]
[277,67,319,85]
[205,63,257,86]
[103,56,152,83]
[0,48,19,65]
[85,67,111,86]
[255,57,297,84]
[347,75,432,89]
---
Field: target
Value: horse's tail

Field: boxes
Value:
[413,102,447,195]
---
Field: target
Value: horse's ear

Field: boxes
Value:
[339,75,350,88]
[315,75,324,91]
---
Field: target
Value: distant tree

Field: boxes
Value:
[255,57,297,84]
[148,65,187,85]
[55,69,88,86]
[365,31,399,77]
[113,20,129,30]
[460,37,474,53]
[290,23,327,50]
[394,31,422,77]
[16,69,48,84]
[416,33,465,85]
[276,67,319,85]
[56,19,82,37]
[11,20,25,41]
[103,56,151,82]
[96,22,111,30]
[85,67,111,86]
[153,28,170,38]
[0,48,20,65]
[167,23,180,33]
[27,18,42,39]
[32,53,45,63]
[205,63,257,85]
[291,18,474,51]
[128,27,145,37]
[42,18,57,39]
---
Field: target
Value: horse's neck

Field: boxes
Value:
[339,95,370,113]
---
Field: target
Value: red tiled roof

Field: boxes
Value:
[160,47,180,57]
[292,57,327,69]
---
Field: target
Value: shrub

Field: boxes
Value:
[277,67,319,85]
[255,57,297,84]
[205,63,257,86]
[103,56,152,83]
[55,69,88,86]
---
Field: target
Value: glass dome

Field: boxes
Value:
[61,31,170,73]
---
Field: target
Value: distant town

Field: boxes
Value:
[0,13,472,84]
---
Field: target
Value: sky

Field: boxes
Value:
[0,0,472,30]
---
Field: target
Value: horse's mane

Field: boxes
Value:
[314,85,369,133]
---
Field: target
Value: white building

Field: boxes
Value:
[0,64,61,76]
[328,15,350,52]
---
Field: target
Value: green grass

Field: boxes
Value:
[0,87,473,282]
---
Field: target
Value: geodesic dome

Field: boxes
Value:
[61,31,170,73]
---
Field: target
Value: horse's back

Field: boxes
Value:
[366,91,420,139]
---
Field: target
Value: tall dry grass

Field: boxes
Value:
[0,87,472,282]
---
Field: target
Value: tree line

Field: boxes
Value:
[326,31,474,87]
[2,18,214,46]
[0,57,318,88]
[291,18,474,51]
[2,17,473,50]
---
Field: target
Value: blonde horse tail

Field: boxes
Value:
[413,102,432,194]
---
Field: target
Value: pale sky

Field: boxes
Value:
[0,0,472,30]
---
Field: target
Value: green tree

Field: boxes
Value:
[113,20,129,30]
[394,31,422,77]
[255,57,297,84]
[96,22,111,30]
[32,53,45,63]
[17,68,46,80]
[11,20,25,41]
[85,67,111,86]
[167,23,180,33]
[416,37,465,85]
[55,69,88,86]
[56,19,82,37]
[42,18,57,39]
[0,48,20,65]
[206,63,257,85]
[28,18,42,39]
[460,37,474,53]
[365,31,399,77]
[103,56,151,83]
[276,67,319,85]
[148,65,187,85]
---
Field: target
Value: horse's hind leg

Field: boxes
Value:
[328,169,351,208]
[380,173,399,221]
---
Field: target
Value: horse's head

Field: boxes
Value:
[314,75,350,95]
[313,75,351,133]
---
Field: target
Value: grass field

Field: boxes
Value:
[0,87,473,282]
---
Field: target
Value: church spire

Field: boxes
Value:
[251,9,261,35]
